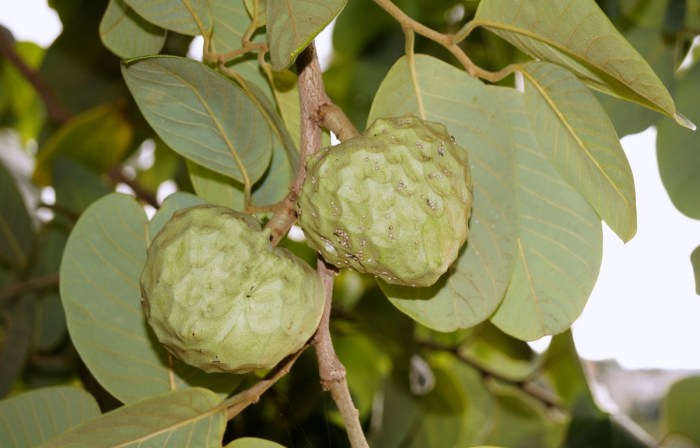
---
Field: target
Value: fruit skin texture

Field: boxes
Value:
[298,114,473,287]
[140,205,324,374]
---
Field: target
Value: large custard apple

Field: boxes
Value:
[298,114,473,287]
[140,205,324,374]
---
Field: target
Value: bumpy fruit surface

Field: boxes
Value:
[140,205,324,374]
[298,114,473,287]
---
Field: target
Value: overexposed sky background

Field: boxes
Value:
[2,0,699,370]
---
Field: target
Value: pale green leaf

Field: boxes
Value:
[0,162,34,271]
[225,437,286,448]
[187,160,245,209]
[100,0,166,59]
[522,61,636,242]
[39,388,225,448]
[60,194,241,403]
[370,54,517,332]
[124,0,211,35]
[472,0,683,126]
[663,376,700,445]
[596,27,677,137]
[0,386,100,448]
[692,246,700,296]
[266,0,347,70]
[148,192,206,241]
[122,56,273,184]
[657,63,700,220]
[489,86,603,341]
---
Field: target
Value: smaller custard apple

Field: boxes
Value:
[298,114,473,287]
[140,205,324,374]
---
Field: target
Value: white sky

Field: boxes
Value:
[2,0,699,370]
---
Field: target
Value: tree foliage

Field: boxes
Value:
[0,0,699,446]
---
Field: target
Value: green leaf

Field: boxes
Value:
[122,56,273,185]
[597,27,677,137]
[0,386,100,447]
[334,333,385,421]
[656,63,700,220]
[522,61,636,242]
[243,0,266,26]
[0,162,34,271]
[472,0,684,126]
[39,388,225,448]
[32,103,134,186]
[370,54,517,332]
[662,376,700,445]
[52,158,112,215]
[225,437,286,448]
[266,0,347,70]
[489,86,603,340]
[187,160,245,209]
[124,0,211,35]
[60,194,240,403]
[100,0,166,59]
[368,358,467,448]
[0,298,34,397]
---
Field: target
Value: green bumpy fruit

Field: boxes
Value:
[140,205,324,374]
[298,114,473,287]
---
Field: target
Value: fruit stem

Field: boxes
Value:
[313,259,369,448]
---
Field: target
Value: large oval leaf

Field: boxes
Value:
[662,376,700,445]
[656,63,700,220]
[369,54,517,332]
[124,0,211,36]
[39,388,225,448]
[100,0,166,59]
[60,193,240,404]
[267,0,347,70]
[522,61,636,242]
[471,0,685,127]
[122,56,273,185]
[0,386,100,448]
[490,86,603,341]
[0,162,34,270]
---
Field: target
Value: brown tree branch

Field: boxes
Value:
[313,259,368,448]
[107,166,159,209]
[0,273,60,303]
[0,31,72,125]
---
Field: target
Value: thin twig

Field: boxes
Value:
[371,0,517,83]
[222,347,306,420]
[313,259,368,448]
[107,166,159,208]
[419,340,565,410]
[0,273,60,303]
[0,31,72,124]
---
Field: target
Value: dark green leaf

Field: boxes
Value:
[370,54,517,332]
[39,388,225,447]
[124,0,211,35]
[0,386,100,447]
[52,158,112,215]
[266,0,347,70]
[100,0,166,59]
[0,298,33,397]
[489,86,603,340]
[522,61,636,242]
[122,56,274,185]
[0,162,34,271]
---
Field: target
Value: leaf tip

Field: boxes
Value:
[674,112,696,131]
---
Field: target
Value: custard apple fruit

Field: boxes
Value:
[140,205,324,374]
[298,114,473,287]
